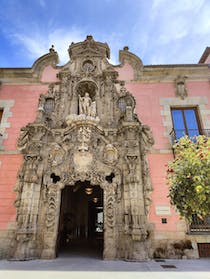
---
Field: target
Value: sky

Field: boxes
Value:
[0,0,210,67]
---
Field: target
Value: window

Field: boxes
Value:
[171,108,201,140]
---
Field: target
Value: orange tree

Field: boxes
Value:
[167,135,210,222]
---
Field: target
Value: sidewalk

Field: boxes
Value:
[0,255,210,279]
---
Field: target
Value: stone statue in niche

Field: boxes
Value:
[79,92,92,115]
[79,92,96,117]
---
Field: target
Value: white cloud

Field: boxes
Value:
[158,16,189,44]
[10,28,126,65]
[152,0,205,14]
[141,0,210,64]
[191,6,210,35]
[12,33,48,59]
[1,0,210,66]
[10,27,86,65]
[95,32,124,64]
[48,28,86,64]
[150,0,208,45]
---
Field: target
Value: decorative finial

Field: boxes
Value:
[49,45,55,53]
[123,46,129,51]
[86,35,93,41]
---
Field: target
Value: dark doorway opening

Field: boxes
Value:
[57,181,103,258]
[198,243,210,258]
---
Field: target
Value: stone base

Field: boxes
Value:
[41,249,56,259]
[151,239,199,259]
[0,229,15,259]
[149,230,210,259]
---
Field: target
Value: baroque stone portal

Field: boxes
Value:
[12,36,154,260]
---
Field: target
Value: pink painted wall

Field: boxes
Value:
[41,65,60,83]
[0,85,47,229]
[0,154,22,229]
[116,64,210,232]
[125,82,174,149]
[147,153,180,231]
[0,68,58,229]
[117,62,134,80]
[1,84,48,150]
[1,60,210,235]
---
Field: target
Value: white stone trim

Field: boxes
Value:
[0,100,15,149]
[160,97,210,141]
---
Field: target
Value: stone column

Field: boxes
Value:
[103,183,117,259]
[41,183,62,259]
[13,181,41,259]
[128,156,149,259]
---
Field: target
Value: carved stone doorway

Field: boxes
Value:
[56,181,103,258]
[13,36,154,261]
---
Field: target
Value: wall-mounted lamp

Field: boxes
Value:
[93,197,98,203]
[85,187,93,195]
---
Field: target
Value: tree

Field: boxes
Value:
[167,135,210,222]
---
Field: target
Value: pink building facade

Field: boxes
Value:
[0,37,210,260]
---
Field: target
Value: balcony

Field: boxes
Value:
[190,215,210,234]
[170,129,210,144]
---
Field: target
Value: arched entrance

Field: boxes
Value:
[57,181,103,258]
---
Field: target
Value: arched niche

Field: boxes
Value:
[76,80,98,100]
[76,81,98,117]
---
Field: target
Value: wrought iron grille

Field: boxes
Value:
[190,215,210,233]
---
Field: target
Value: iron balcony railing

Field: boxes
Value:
[170,129,210,144]
[190,215,210,234]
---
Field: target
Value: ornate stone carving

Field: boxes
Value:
[106,193,115,228]
[17,128,29,151]
[141,125,155,152]
[104,144,118,165]
[82,60,95,73]
[77,126,91,154]
[175,76,188,99]
[45,183,58,230]
[68,35,110,60]
[13,36,154,261]
[48,143,65,167]
[125,155,138,183]
[23,154,42,184]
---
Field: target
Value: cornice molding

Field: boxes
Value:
[0,47,59,83]
[119,47,143,79]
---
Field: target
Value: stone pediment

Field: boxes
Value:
[68,35,110,60]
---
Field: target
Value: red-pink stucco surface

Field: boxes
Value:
[1,62,210,234]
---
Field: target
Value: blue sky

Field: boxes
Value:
[0,0,210,67]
